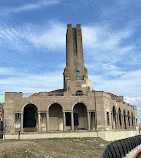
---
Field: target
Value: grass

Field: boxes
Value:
[0,137,110,158]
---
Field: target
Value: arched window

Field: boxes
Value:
[76,90,83,96]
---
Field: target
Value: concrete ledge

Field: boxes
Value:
[5,130,139,141]
[124,144,141,158]
[97,130,139,141]
[5,131,98,140]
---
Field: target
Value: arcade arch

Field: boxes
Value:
[73,103,88,130]
[49,103,63,131]
[23,104,38,132]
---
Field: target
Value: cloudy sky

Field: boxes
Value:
[0,0,141,124]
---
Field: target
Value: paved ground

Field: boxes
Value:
[0,137,110,158]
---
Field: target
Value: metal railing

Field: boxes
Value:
[103,135,141,158]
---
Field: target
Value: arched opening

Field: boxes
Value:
[127,111,130,127]
[76,90,83,96]
[123,110,127,129]
[23,104,38,131]
[112,106,116,129]
[73,103,87,130]
[118,108,122,127]
[49,103,63,131]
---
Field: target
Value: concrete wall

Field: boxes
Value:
[5,130,139,141]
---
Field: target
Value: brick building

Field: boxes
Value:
[4,24,138,138]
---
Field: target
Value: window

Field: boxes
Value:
[15,113,21,128]
[107,112,110,126]
[65,112,71,126]
[76,90,83,96]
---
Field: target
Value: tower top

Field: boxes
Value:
[67,24,81,28]
[65,24,86,80]
[64,24,92,92]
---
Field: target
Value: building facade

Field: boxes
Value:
[4,24,138,135]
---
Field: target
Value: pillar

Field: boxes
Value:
[63,112,66,131]
[121,114,123,129]
[20,113,23,132]
[116,114,119,129]
[87,112,90,130]
[71,112,74,131]
[94,112,97,130]
[38,112,41,132]
[46,112,49,131]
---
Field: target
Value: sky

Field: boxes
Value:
[0,0,141,124]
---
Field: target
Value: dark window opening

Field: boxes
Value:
[23,105,37,128]
[107,112,110,126]
[65,112,71,126]
[76,90,83,96]
[74,113,79,126]
[1,121,3,131]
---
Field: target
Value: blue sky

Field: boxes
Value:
[0,0,141,124]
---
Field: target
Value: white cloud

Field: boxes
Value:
[89,69,141,98]
[0,22,135,56]
[2,0,60,14]
[124,97,141,105]
[28,23,66,50]
[0,22,66,52]
[82,25,134,63]
[0,67,15,75]
[0,69,63,93]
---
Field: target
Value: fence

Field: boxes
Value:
[103,135,141,158]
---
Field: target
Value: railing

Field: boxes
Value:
[23,92,64,97]
[47,93,64,96]
[103,135,141,158]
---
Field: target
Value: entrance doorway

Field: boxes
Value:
[73,103,87,130]
[23,104,37,131]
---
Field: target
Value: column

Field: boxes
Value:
[63,112,66,131]
[20,113,23,132]
[94,112,96,130]
[71,112,74,131]
[121,114,123,129]
[46,112,49,131]
[134,118,136,129]
[87,112,90,130]
[38,112,41,132]
[116,114,119,129]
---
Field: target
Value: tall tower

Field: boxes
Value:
[64,24,92,93]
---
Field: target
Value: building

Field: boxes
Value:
[4,24,139,139]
